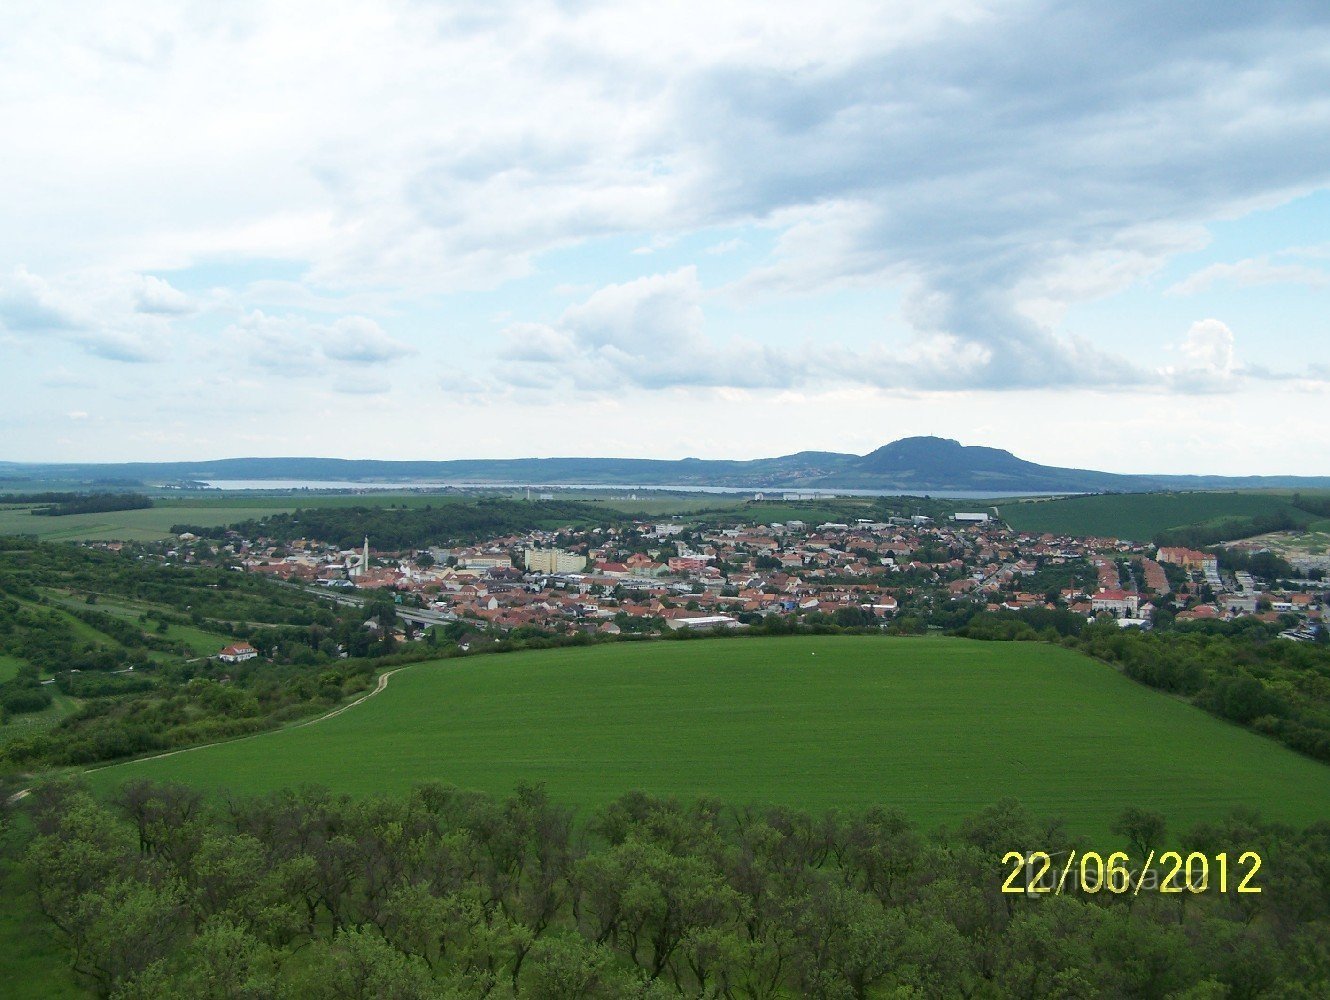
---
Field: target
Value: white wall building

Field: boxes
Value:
[524,548,587,574]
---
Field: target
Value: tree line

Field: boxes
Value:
[9,778,1329,999]
[27,493,154,517]
[1152,509,1304,550]
[213,498,621,551]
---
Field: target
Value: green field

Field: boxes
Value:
[996,490,1316,541]
[90,636,1330,836]
[0,654,22,682]
[0,502,300,542]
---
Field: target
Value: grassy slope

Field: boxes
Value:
[1,692,82,744]
[996,491,1307,541]
[0,654,22,682]
[90,636,1330,837]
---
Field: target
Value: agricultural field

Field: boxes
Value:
[0,501,300,542]
[996,490,1320,541]
[92,635,1330,837]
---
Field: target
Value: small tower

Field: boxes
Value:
[349,536,370,578]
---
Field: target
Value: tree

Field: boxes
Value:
[1111,806,1166,861]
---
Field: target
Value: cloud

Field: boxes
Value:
[1160,319,1243,393]
[0,266,187,362]
[501,267,1150,394]
[0,268,79,331]
[671,3,1330,383]
[1168,256,1330,295]
[705,238,747,255]
[4,0,1330,454]
[1180,319,1237,372]
[500,268,802,391]
[228,310,414,375]
[331,373,392,396]
[134,275,196,314]
[320,316,414,364]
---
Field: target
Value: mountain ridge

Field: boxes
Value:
[3,437,1328,492]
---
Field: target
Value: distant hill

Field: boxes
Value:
[4,436,1329,493]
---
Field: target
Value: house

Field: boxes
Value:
[1091,589,1140,617]
[663,614,743,631]
[1156,547,1218,572]
[217,642,258,663]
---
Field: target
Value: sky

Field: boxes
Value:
[2,1,1329,475]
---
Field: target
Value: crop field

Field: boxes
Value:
[0,501,301,541]
[92,636,1330,836]
[996,490,1313,541]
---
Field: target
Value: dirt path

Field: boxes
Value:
[5,665,411,803]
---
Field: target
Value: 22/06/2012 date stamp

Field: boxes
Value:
[1001,850,1263,895]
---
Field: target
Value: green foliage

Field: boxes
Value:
[8,780,1330,998]
[1000,491,1311,542]
[228,498,620,550]
[0,538,434,768]
[1155,509,1304,549]
[1216,545,1295,579]
[1072,621,1330,761]
[29,493,154,517]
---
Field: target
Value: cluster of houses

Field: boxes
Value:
[205,512,1326,643]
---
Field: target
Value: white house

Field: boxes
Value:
[217,642,258,663]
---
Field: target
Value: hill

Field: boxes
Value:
[90,636,1330,836]
[8,436,1330,492]
[996,491,1326,541]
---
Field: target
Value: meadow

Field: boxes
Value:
[996,490,1324,541]
[92,635,1330,837]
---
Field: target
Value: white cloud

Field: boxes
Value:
[1160,319,1244,393]
[0,266,188,362]
[1180,319,1237,373]
[134,275,196,315]
[502,267,1151,394]
[227,311,413,375]
[1168,256,1330,295]
[4,1,1330,463]
[320,316,414,364]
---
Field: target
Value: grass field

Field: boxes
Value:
[996,491,1315,541]
[0,502,301,542]
[0,654,22,682]
[90,636,1330,837]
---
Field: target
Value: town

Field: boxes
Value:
[162,509,1326,650]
